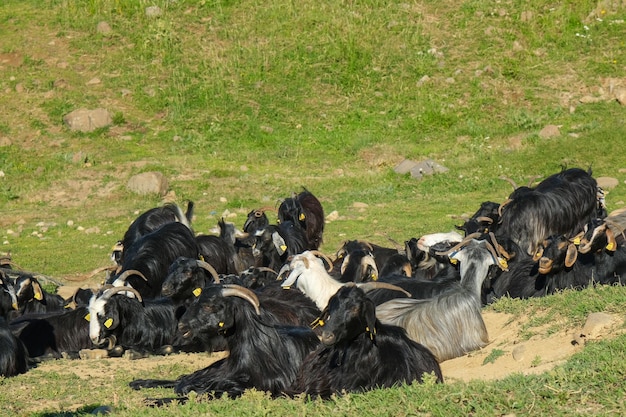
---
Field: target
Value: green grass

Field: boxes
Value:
[1,0,626,415]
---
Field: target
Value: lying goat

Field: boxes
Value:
[289,284,442,398]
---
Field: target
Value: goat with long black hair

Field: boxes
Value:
[289,284,442,398]
[129,284,320,404]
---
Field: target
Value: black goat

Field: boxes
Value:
[12,275,66,318]
[88,286,180,357]
[496,167,600,256]
[114,202,194,265]
[0,316,29,377]
[333,240,400,277]
[278,188,325,250]
[456,201,501,236]
[0,270,18,319]
[107,222,200,299]
[129,284,321,404]
[10,306,93,360]
[289,284,442,398]
[333,248,379,283]
[252,221,308,271]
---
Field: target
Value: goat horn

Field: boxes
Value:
[484,241,508,271]
[195,259,220,284]
[309,250,334,272]
[360,255,379,281]
[253,267,278,275]
[475,216,494,224]
[357,282,411,298]
[434,232,483,256]
[488,232,511,260]
[116,269,148,282]
[221,284,261,315]
[357,240,374,252]
[497,199,512,217]
[499,176,519,190]
[100,285,143,303]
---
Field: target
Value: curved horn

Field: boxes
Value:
[253,267,278,275]
[497,199,513,217]
[434,232,483,256]
[357,282,411,298]
[499,176,519,190]
[100,285,143,303]
[475,216,494,224]
[309,250,334,272]
[488,232,512,260]
[221,284,261,315]
[196,259,220,284]
[360,255,379,281]
[115,269,148,283]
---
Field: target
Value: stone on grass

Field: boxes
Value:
[596,177,619,190]
[538,124,560,138]
[63,108,112,132]
[127,171,169,196]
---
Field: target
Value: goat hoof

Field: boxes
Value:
[158,345,175,355]
[107,345,125,357]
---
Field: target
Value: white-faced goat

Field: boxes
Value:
[375,238,506,362]
[88,286,180,357]
[279,251,411,311]
[288,284,442,399]
[129,284,321,405]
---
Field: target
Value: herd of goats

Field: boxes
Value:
[1,166,625,405]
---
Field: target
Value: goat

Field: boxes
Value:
[496,167,600,256]
[278,188,325,250]
[279,251,411,310]
[288,284,442,398]
[375,238,504,362]
[0,316,29,377]
[404,232,463,280]
[334,248,380,283]
[10,306,93,360]
[113,202,194,265]
[456,201,501,236]
[11,275,66,318]
[107,222,200,299]
[333,240,400,276]
[252,221,308,271]
[129,284,321,404]
[88,286,180,357]
[0,270,18,319]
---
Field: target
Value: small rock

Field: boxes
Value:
[325,210,339,222]
[63,108,113,132]
[126,171,169,196]
[86,77,101,85]
[353,202,368,209]
[520,10,533,21]
[96,21,112,34]
[581,312,616,339]
[394,159,419,175]
[579,95,602,104]
[512,344,526,361]
[145,6,162,17]
[538,124,560,138]
[596,177,619,190]
[219,197,227,203]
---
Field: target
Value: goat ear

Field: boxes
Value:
[565,243,578,268]
[364,300,377,341]
[272,232,287,255]
[605,228,617,252]
[32,280,44,301]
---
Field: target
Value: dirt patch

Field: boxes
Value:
[440,310,624,382]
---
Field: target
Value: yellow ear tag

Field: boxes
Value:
[299,213,305,221]
[218,322,224,328]
[573,237,581,245]
[280,245,288,252]
[104,318,113,328]
[450,258,458,265]
[34,292,43,301]
[498,258,509,270]
[193,288,202,297]
[318,319,325,327]
[84,313,91,322]
[371,273,378,281]
[606,242,615,251]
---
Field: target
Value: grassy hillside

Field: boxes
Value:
[0,0,625,415]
